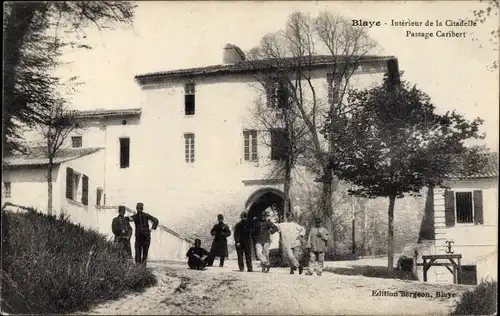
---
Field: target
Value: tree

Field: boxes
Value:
[37,103,81,215]
[322,74,487,269]
[3,1,136,154]
[245,11,377,228]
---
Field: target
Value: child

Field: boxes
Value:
[306,217,329,276]
[186,239,209,270]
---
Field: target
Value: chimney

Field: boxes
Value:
[223,43,246,64]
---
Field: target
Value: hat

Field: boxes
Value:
[217,214,224,219]
[118,205,126,212]
[136,202,144,208]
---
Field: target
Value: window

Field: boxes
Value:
[119,137,130,168]
[65,168,88,205]
[243,130,258,161]
[456,192,474,223]
[184,83,196,115]
[96,188,103,206]
[266,81,289,109]
[444,190,483,227]
[72,136,82,148]
[184,133,195,163]
[270,128,288,160]
[3,182,11,198]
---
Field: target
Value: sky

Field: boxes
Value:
[57,1,499,150]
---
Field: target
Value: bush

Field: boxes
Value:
[1,208,157,314]
[451,280,497,315]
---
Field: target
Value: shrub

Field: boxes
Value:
[451,280,497,315]
[1,208,157,314]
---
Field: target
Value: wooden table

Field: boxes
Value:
[416,254,462,284]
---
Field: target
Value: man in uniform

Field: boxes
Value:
[206,214,231,267]
[112,205,133,259]
[129,202,159,266]
[234,211,253,272]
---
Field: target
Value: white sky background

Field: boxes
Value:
[57,1,499,151]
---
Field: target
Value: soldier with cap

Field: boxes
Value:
[234,211,253,272]
[112,205,133,259]
[206,214,231,267]
[128,202,159,266]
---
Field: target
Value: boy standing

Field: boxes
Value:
[306,217,329,276]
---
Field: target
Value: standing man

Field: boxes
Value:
[206,214,231,267]
[234,211,253,272]
[112,205,133,259]
[277,217,306,275]
[306,217,329,276]
[252,210,279,273]
[129,202,159,266]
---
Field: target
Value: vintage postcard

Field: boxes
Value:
[2,1,498,315]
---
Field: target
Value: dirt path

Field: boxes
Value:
[80,260,474,315]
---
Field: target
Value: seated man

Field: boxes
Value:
[186,239,209,270]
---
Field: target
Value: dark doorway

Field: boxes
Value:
[246,189,286,267]
[459,265,477,285]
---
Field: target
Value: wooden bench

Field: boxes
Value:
[416,254,462,284]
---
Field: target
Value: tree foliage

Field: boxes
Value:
[324,75,487,199]
[3,1,136,154]
[321,74,487,269]
[472,0,499,70]
[244,11,378,224]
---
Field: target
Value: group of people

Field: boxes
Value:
[186,204,330,276]
[111,202,159,266]
[111,202,329,276]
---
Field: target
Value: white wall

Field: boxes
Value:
[2,165,61,213]
[417,179,498,284]
[127,62,387,234]
[57,150,106,229]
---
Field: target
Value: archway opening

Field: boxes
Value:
[245,188,289,267]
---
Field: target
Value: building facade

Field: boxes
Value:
[4,44,396,252]
[416,153,498,284]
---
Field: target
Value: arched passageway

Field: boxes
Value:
[245,187,291,267]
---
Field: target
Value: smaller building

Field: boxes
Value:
[416,152,498,284]
[3,146,105,229]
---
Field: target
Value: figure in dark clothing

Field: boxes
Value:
[252,210,279,273]
[206,214,231,267]
[186,239,209,270]
[112,205,133,259]
[128,202,159,266]
[234,211,253,272]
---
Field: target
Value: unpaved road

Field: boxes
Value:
[81,260,475,315]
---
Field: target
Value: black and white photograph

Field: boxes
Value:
[1,1,498,315]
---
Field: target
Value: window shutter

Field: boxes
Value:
[444,190,455,227]
[473,190,483,225]
[82,175,89,205]
[66,168,73,199]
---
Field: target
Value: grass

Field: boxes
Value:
[324,265,418,281]
[1,205,157,314]
[451,280,497,315]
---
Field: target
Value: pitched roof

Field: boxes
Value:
[75,108,142,119]
[135,55,395,83]
[3,147,103,167]
[446,152,499,180]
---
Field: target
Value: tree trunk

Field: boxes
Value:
[362,200,368,255]
[283,158,291,222]
[47,160,53,216]
[387,195,396,270]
